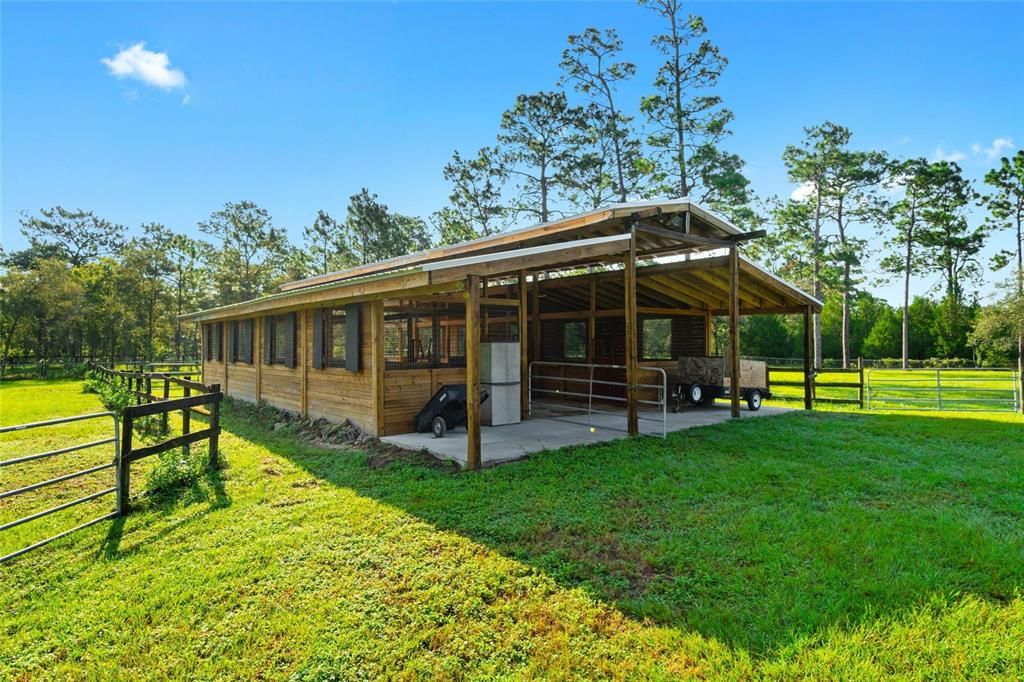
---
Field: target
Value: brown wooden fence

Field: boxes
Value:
[88,362,223,511]
[769,363,866,408]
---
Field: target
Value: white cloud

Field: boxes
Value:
[790,182,815,201]
[102,42,186,90]
[932,146,966,163]
[972,137,1015,161]
[181,93,191,105]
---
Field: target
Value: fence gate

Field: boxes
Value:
[0,412,120,564]
[866,368,1021,412]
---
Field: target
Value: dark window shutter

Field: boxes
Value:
[215,323,224,361]
[245,319,254,363]
[345,303,361,372]
[284,312,297,368]
[204,325,212,361]
[312,310,324,369]
[262,318,272,365]
[228,321,237,362]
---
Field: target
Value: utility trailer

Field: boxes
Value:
[669,356,770,412]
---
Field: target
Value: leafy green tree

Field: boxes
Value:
[18,206,126,266]
[969,279,1024,366]
[561,28,648,203]
[981,150,1023,401]
[498,91,584,223]
[440,149,508,241]
[342,189,432,265]
[638,0,752,223]
[862,306,901,359]
[917,162,984,358]
[198,201,289,304]
[783,122,886,367]
[908,296,939,360]
[881,158,944,368]
[303,210,353,275]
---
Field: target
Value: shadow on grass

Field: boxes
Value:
[228,401,1024,656]
[99,465,231,560]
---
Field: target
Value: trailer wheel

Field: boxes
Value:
[746,389,762,412]
[431,416,448,438]
[687,384,704,405]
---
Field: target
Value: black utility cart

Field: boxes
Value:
[414,384,491,438]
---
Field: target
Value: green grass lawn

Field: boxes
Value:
[1,380,1022,679]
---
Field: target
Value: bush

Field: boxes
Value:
[145,445,207,495]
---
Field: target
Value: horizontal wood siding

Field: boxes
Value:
[226,362,257,401]
[305,304,376,434]
[382,367,465,436]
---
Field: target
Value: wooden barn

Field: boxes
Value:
[181,199,821,469]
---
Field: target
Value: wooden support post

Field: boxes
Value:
[466,274,482,470]
[588,279,597,363]
[481,276,489,341]
[209,383,221,468]
[255,319,262,403]
[531,275,541,364]
[704,310,713,356]
[370,300,385,437]
[117,408,132,516]
[300,310,309,417]
[518,270,529,420]
[803,306,813,410]
[625,226,639,436]
[729,244,741,419]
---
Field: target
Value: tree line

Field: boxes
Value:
[1,0,1021,370]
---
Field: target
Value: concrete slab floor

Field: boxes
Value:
[381,402,793,468]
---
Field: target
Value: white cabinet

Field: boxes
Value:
[481,342,521,426]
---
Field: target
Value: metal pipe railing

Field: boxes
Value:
[0,411,120,564]
[528,361,667,438]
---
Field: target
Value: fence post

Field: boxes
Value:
[161,375,170,432]
[117,408,133,516]
[936,369,943,410]
[858,358,865,409]
[209,383,221,469]
[182,377,191,459]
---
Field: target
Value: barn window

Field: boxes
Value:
[311,305,361,371]
[263,314,296,368]
[326,309,347,367]
[206,322,224,362]
[562,321,587,360]
[229,319,254,364]
[383,301,466,370]
[641,318,673,360]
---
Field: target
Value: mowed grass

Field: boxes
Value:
[1,380,1023,679]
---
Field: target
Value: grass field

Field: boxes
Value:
[1,380,1023,679]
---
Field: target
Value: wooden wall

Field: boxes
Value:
[305,307,375,434]
[382,367,465,436]
[200,305,377,435]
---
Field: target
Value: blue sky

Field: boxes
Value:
[2,1,1022,303]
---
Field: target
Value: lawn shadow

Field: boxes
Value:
[98,466,232,560]
[244,406,1024,657]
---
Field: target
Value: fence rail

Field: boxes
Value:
[2,370,223,564]
[528,361,668,437]
[0,411,120,564]
[769,364,865,407]
[866,368,1020,412]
